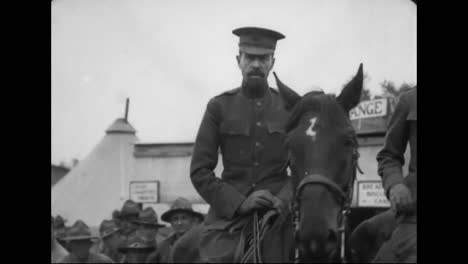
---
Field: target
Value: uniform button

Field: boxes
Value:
[254,161,260,166]
[255,142,261,147]
[252,183,256,188]
[256,101,262,107]
[256,121,261,127]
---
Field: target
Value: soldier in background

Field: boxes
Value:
[54,215,69,250]
[99,219,124,262]
[58,220,114,263]
[146,197,203,263]
[116,200,141,238]
[52,216,69,263]
[133,207,165,243]
[119,232,156,263]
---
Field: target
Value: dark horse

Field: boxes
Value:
[171,64,363,263]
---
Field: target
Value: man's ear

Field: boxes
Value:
[270,56,275,71]
[236,54,241,69]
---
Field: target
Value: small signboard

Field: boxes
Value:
[129,181,160,203]
[357,181,390,207]
[350,99,388,120]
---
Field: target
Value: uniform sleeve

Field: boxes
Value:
[190,98,246,219]
[376,94,410,197]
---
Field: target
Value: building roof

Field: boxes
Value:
[134,142,194,157]
[105,118,136,134]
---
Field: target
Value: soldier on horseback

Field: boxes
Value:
[172,26,293,262]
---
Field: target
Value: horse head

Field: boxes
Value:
[274,64,363,262]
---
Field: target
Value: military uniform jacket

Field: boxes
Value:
[377,88,417,209]
[146,233,178,263]
[190,87,291,229]
[57,252,114,263]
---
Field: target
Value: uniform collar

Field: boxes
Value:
[239,86,272,106]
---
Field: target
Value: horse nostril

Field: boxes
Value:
[326,229,339,255]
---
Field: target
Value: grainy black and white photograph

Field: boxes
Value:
[51,0,417,263]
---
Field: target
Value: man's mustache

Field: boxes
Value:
[248,71,265,77]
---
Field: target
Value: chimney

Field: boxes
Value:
[124,98,129,122]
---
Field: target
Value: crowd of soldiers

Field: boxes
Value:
[51,197,204,263]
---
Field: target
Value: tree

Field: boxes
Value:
[380,80,399,98]
[379,80,415,101]
[360,88,372,101]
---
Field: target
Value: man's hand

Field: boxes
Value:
[237,190,277,215]
[389,183,413,213]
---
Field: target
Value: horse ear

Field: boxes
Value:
[274,72,301,111]
[337,63,364,112]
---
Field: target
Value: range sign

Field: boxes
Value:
[350,99,387,120]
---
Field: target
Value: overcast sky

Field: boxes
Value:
[51,0,416,165]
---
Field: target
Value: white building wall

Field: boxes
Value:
[131,153,225,219]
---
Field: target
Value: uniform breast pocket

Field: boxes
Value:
[264,122,288,164]
[220,120,251,165]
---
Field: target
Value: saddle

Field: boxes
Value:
[233,210,280,263]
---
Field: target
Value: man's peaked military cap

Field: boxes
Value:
[233,26,285,55]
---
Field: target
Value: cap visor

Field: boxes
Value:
[239,46,274,55]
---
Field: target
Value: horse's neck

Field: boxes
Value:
[261,212,295,263]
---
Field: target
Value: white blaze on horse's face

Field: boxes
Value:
[305,117,318,141]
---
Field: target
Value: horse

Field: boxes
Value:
[171,63,364,263]
[348,209,398,263]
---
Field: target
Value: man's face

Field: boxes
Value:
[170,212,195,236]
[137,224,158,240]
[237,52,275,88]
[103,232,122,252]
[69,239,93,260]
[121,218,138,235]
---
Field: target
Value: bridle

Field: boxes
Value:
[290,140,363,263]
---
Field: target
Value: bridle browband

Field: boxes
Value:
[291,141,363,263]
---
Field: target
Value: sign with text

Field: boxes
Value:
[129,181,160,203]
[357,181,390,207]
[350,99,388,120]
